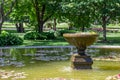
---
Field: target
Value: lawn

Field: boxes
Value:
[97,32,120,45]
[2,22,120,46]
[17,32,120,47]
[5,31,120,47]
[23,39,69,46]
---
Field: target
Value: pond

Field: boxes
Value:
[1,60,120,80]
[0,46,120,80]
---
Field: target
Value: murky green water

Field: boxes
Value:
[0,47,120,80]
[1,60,120,80]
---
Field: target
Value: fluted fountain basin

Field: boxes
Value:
[63,32,98,69]
[63,32,98,48]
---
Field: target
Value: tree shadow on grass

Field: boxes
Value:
[25,39,68,46]
[97,37,120,45]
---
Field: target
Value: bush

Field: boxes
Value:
[0,31,23,46]
[24,31,47,40]
[58,29,77,36]
[24,31,57,40]
[24,31,39,40]
[41,31,56,40]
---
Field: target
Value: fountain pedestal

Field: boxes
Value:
[63,32,98,69]
[71,54,93,69]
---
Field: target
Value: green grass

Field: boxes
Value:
[96,32,120,45]
[22,36,69,46]
[108,23,120,28]
[2,22,29,28]
[57,23,69,29]
[4,31,120,46]
[2,22,15,28]
[2,22,120,46]
[21,32,120,46]
[23,40,69,46]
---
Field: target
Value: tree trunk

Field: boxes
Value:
[81,26,85,32]
[38,4,46,32]
[34,0,41,32]
[33,0,53,32]
[0,13,4,34]
[53,18,57,31]
[0,2,4,34]
[39,21,44,32]
[101,1,108,42]
[0,13,3,34]
[0,23,3,34]
[102,15,107,42]
[15,22,24,33]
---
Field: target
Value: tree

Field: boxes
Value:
[31,0,62,32]
[10,0,30,33]
[92,0,120,41]
[0,0,17,33]
[59,0,95,32]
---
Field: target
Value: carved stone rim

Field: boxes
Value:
[63,32,98,37]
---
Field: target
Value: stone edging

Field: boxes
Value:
[0,45,120,49]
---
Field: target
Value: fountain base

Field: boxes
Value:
[71,54,93,69]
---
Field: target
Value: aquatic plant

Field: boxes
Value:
[0,70,27,80]
[39,77,75,80]
[105,74,120,80]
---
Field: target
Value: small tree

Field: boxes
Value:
[0,0,17,33]
[31,0,62,33]
[10,0,30,33]
[92,0,120,41]
[59,1,95,32]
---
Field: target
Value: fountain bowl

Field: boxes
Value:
[63,32,98,48]
[63,32,98,69]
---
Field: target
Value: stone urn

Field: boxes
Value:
[63,32,98,69]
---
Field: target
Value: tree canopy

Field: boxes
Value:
[1,0,120,42]
[0,0,17,33]
[91,0,120,41]
[60,1,95,31]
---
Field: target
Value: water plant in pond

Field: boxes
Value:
[105,73,120,80]
[39,77,74,80]
[0,70,27,80]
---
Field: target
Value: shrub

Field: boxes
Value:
[54,31,61,38]
[36,33,47,40]
[24,31,47,40]
[24,31,57,40]
[0,31,23,46]
[58,29,77,36]
[41,31,56,40]
[24,31,39,40]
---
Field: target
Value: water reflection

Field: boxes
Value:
[0,46,120,68]
[0,47,75,67]
[87,47,120,59]
[0,46,120,80]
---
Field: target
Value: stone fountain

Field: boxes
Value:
[63,32,98,69]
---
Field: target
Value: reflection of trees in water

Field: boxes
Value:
[0,48,36,67]
[0,47,76,67]
[87,48,120,59]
